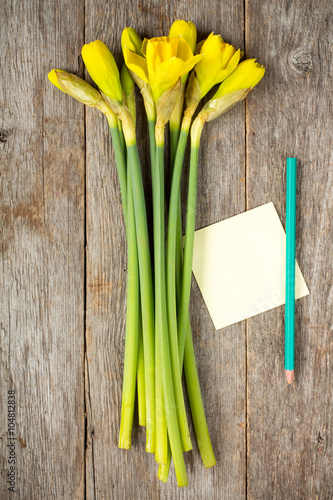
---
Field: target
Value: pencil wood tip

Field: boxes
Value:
[285,369,294,385]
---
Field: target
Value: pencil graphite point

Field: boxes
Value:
[286,369,294,385]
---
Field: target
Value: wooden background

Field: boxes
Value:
[1,0,332,498]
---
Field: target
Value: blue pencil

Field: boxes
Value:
[285,158,297,384]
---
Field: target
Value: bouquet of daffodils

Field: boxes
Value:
[49,20,264,487]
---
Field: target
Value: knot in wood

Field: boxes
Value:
[0,129,9,143]
[313,431,327,455]
[291,50,313,74]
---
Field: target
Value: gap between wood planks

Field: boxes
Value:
[244,0,249,497]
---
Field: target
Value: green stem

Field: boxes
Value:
[164,133,193,454]
[161,124,188,481]
[169,126,183,297]
[170,127,180,171]
[166,117,216,472]
[127,142,155,454]
[180,123,216,468]
[110,123,140,448]
[148,120,156,171]
[137,309,146,427]
[155,331,167,463]
[155,135,188,487]
[109,126,127,225]
[118,117,126,154]
[157,438,171,483]
[178,143,199,366]
[118,161,140,449]
[166,127,189,360]
[148,119,168,463]
[184,319,216,468]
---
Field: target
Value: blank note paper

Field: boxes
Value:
[191,202,309,330]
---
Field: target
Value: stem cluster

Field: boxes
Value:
[114,96,215,487]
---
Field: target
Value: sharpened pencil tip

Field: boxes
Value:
[285,369,294,385]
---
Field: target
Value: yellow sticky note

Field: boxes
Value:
[192,202,309,330]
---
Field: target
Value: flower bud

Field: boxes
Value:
[169,20,197,54]
[48,69,102,106]
[48,69,118,126]
[81,40,123,103]
[121,27,143,56]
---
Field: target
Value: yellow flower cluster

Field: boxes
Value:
[49,19,265,121]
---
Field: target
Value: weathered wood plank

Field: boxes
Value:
[245,0,333,497]
[85,0,246,498]
[0,0,85,498]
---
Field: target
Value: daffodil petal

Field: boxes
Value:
[214,59,265,98]
[141,38,149,57]
[196,38,206,55]
[123,46,149,83]
[215,49,241,84]
[176,36,194,61]
[181,53,203,75]
[156,57,184,81]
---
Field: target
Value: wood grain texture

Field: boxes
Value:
[1,0,332,498]
[0,0,85,498]
[84,0,246,498]
[245,0,333,498]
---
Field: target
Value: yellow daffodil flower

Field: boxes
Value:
[124,36,202,102]
[191,59,265,140]
[81,40,123,103]
[212,58,265,98]
[169,20,197,54]
[194,33,242,97]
